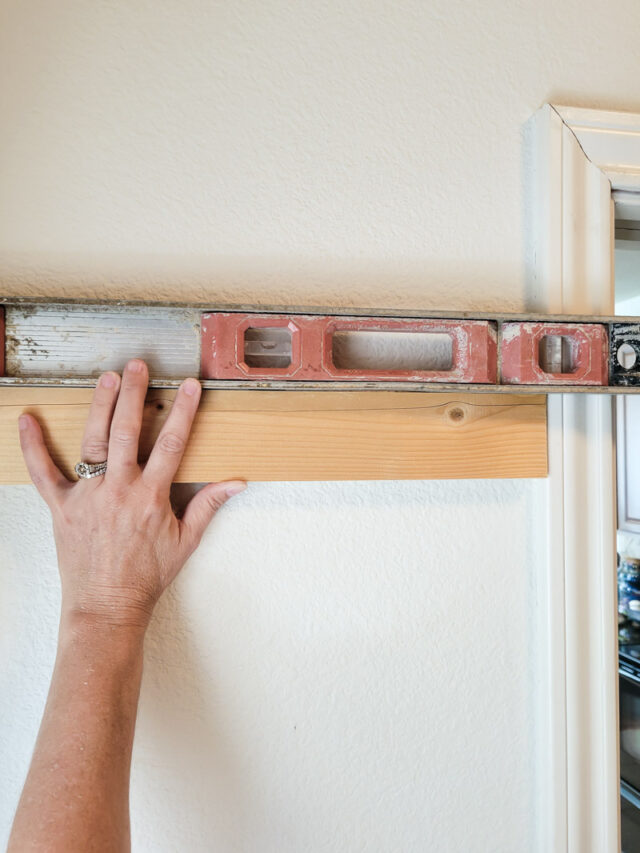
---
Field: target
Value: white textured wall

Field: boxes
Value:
[1,1,640,850]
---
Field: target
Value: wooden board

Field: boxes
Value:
[0,388,547,483]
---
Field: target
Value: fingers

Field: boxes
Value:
[80,372,121,464]
[107,359,148,481]
[18,414,71,506]
[179,480,247,556]
[142,378,201,490]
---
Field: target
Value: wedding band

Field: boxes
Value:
[75,461,108,479]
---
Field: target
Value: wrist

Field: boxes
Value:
[59,608,149,650]
[60,590,155,633]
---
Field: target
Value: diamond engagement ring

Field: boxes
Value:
[75,461,108,479]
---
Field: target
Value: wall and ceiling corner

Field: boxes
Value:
[531,102,640,853]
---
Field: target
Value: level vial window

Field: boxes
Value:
[617,342,637,370]
[538,335,577,374]
[331,330,453,371]
[244,327,292,368]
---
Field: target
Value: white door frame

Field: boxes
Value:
[532,103,640,853]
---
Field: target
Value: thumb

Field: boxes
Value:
[179,480,247,555]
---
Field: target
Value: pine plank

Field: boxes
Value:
[0,388,547,483]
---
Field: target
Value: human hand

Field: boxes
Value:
[18,359,246,632]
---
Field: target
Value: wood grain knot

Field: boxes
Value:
[446,405,466,424]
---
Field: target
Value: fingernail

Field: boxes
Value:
[100,372,116,388]
[182,378,200,396]
[18,415,29,431]
[225,481,247,497]
[127,359,145,374]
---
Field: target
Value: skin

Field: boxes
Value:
[8,359,246,852]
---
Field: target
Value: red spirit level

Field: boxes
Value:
[2,298,640,394]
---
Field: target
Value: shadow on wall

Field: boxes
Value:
[127,476,543,848]
[132,482,262,846]
[135,580,251,847]
[0,250,531,314]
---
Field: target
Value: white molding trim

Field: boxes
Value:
[554,105,640,192]
[533,104,620,853]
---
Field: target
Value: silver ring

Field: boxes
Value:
[75,460,108,479]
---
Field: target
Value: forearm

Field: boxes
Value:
[11,363,245,849]
[8,615,145,853]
